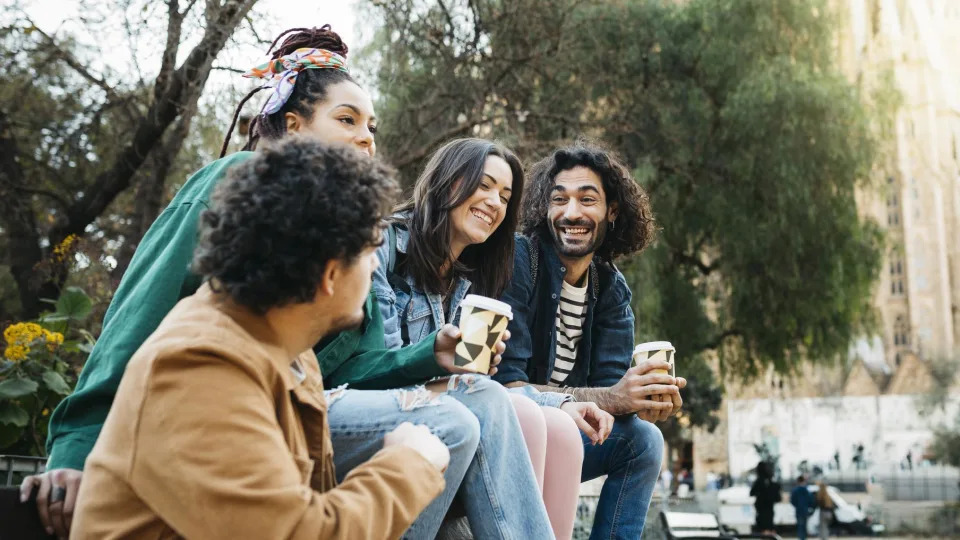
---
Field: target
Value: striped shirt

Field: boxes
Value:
[549,276,588,387]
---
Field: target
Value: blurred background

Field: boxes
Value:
[1,0,958,537]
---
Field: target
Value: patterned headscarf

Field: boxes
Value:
[244,48,349,116]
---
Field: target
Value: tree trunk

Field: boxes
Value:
[8,0,258,317]
[0,111,60,319]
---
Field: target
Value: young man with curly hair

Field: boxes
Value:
[495,141,688,539]
[70,140,451,539]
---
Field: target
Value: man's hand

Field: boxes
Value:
[20,468,83,538]
[637,376,687,423]
[434,324,509,376]
[605,358,678,416]
[560,401,614,445]
[384,422,450,472]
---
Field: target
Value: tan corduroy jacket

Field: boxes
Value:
[72,284,444,539]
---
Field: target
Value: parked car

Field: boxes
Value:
[717,484,885,536]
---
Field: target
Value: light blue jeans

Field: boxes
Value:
[325,375,554,539]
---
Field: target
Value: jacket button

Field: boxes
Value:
[561,267,566,272]
[551,293,557,299]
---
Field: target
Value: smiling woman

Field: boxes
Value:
[391,137,524,298]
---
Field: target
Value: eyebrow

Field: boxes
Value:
[335,103,376,122]
[550,184,601,195]
[484,173,512,192]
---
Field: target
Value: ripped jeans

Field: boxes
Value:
[325,375,554,540]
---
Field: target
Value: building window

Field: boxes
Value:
[894,315,909,347]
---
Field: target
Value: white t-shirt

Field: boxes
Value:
[549,276,588,387]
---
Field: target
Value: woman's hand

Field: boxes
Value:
[434,324,509,376]
[560,401,614,445]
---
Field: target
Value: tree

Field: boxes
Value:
[0,0,259,320]
[361,0,890,433]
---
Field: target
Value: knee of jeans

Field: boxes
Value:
[541,407,584,462]
[623,416,664,466]
[430,400,481,451]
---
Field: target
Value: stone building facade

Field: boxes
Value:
[689,0,960,487]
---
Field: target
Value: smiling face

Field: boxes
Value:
[286,80,378,157]
[449,155,514,254]
[547,166,618,259]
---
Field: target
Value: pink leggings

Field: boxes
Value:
[509,394,584,540]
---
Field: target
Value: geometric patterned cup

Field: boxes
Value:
[454,294,513,373]
[632,341,676,403]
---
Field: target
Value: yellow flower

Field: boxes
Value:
[3,322,64,358]
[52,234,78,263]
[42,408,50,416]
[4,344,28,362]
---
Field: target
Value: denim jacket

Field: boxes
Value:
[372,223,472,349]
[494,233,635,389]
[371,222,572,408]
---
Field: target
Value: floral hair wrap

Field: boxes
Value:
[244,47,349,116]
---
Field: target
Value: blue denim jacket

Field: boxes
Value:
[494,233,635,388]
[372,223,572,408]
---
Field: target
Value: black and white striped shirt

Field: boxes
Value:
[549,277,588,387]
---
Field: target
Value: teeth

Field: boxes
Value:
[564,227,589,234]
[471,209,492,225]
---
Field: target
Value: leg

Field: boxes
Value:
[508,393,547,491]
[541,406,584,540]
[580,415,663,540]
[443,375,554,539]
[797,516,807,540]
[324,387,480,539]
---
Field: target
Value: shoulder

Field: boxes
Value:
[596,261,631,306]
[513,233,533,262]
[172,151,257,207]
[134,294,278,389]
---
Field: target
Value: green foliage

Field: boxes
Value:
[362,0,891,435]
[0,287,94,455]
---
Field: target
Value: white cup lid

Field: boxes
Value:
[633,341,674,354]
[460,294,513,319]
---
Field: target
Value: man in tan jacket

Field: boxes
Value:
[71,139,449,539]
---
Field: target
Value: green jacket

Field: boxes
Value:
[47,152,443,471]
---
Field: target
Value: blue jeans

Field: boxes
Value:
[581,415,664,539]
[797,515,808,540]
[325,376,553,539]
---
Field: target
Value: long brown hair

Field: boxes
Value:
[220,25,354,157]
[393,138,524,297]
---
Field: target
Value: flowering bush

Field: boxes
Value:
[0,287,94,454]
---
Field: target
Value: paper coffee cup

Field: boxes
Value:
[454,294,513,373]
[632,341,676,403]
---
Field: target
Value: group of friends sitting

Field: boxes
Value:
[19,25,686,540]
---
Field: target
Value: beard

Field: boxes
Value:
[549,217,609,258]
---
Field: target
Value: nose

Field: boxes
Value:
[354,126,374,156]
[562,199,584,221]
[484,191,504,212]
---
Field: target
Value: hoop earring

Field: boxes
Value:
[610,220,616,230]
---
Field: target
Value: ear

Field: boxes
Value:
[319,259,339,297]
[285,112,302,133]
[607,201,619,222]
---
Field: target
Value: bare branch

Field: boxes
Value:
[672,249,719,275]
[28,24,122,102]
[700,329,743,352]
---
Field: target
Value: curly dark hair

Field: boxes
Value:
[220,25,355,157]
[194,138,399,313]
[521,140,655,261]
